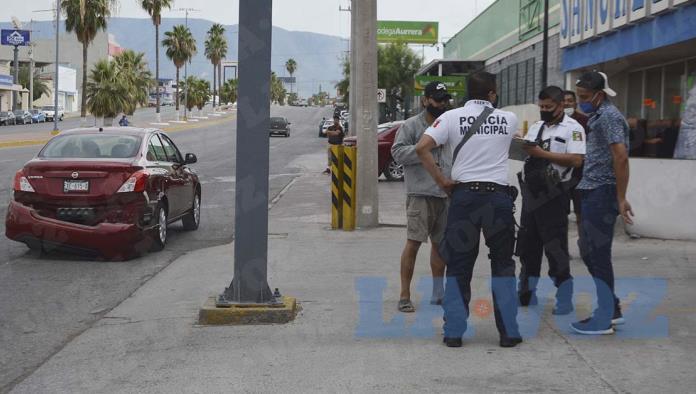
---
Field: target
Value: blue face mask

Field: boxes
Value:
[579,92,599,114]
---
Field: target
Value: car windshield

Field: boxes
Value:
[270,117,287,126]
[40,134,142,159]
[42,106,54,111]
[13,110,24,115]
[31,110,41,114]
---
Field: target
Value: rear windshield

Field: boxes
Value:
[270,117,287,126]
[40,134,142,159]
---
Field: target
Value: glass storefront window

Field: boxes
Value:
[664,63,685,120]
[627,71,643,119]
[645,67,662,122]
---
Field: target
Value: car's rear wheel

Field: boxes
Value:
[150,204,168,251]
[384,158,405,181]
[182,193,201,231]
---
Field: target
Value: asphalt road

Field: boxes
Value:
[0,105,334,392]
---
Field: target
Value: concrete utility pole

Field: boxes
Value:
[351,0,379,228]
[218,0,276,305]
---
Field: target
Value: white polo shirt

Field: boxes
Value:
[425,100,518,185]
[524,115,586,182]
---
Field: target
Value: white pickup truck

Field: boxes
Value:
[41,105,65,121]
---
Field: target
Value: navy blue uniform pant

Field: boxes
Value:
[517,184,573,304]
[440,187,520,339]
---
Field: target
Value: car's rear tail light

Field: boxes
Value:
[117,170,149,193]
[13,170,35,192]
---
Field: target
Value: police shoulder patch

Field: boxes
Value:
[572,130,583,141]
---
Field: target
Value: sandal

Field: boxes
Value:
[398,299,415,313]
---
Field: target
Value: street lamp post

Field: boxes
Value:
[177,7,199,121]
[216,0,277,306]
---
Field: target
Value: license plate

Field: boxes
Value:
[63,180,89,193]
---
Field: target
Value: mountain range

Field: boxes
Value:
[1,17,346,98]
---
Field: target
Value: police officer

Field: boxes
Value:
[416,72,521,348]
[517,86,586,315]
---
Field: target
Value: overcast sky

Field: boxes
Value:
[8,0,494,60]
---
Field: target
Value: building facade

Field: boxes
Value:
[443,0,696,240]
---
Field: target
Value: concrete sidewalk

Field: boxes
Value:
[10,172,696,393]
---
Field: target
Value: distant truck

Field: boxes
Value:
[42,105,64,122]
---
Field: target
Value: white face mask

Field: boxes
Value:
[563,107,575,116]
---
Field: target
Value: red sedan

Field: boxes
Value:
[343,121,405,181]
[5,127,201,260]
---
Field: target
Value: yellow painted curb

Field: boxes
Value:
[0,139,51,149]
[198,296,298,325]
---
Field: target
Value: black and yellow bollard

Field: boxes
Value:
[342,146,357,231]
[330,145,344,229]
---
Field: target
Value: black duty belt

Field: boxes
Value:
[455,182,511,194]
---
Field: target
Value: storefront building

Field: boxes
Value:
[561,0,696,240]
[444,0,696,240]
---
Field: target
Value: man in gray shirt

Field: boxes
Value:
[391,81,452,313]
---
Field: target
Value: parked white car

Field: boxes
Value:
[42,105,64,121]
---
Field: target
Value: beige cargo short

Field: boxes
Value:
[406,195,448,244]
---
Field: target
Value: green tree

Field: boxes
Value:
[285,58,297,94]
[378,42,422,119]
[112,50,154,115]
[336,54,350,106]
[179,76,210,112]
[336,42,422,116]
[162,24,197,112]
[270,72,287,105]
[220,78,238,105]
[205,24,227,108]
[140,0,174,119]
[61,0,117,121]
[85,59,130,121]
[18,66,51,101]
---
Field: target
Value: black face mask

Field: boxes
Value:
[426,105,447,118]
[540,109,559,123]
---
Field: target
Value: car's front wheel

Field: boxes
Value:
[182,193,201,231]
[384,158,405,181]
[150,204,168,251]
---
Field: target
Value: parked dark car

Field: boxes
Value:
[0,111,16,126]
[5,127,201,260]
[13,110,32,125]
[270,117,291,137]
[343,121,405,181]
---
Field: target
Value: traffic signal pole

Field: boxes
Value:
[352,0,379,228]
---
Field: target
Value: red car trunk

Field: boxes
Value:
[18,160,144,226]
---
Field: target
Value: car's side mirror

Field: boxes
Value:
[184,153,197,164]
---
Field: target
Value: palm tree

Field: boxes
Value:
[205,24,227,108]
[220,78,238,105]
[18,66,51,101]
[85,60,130,124]
[285,58,297,94]
[112,50,153,115]
[61,0,116,124]
[140,0,174,122]
[162,24,197,116]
